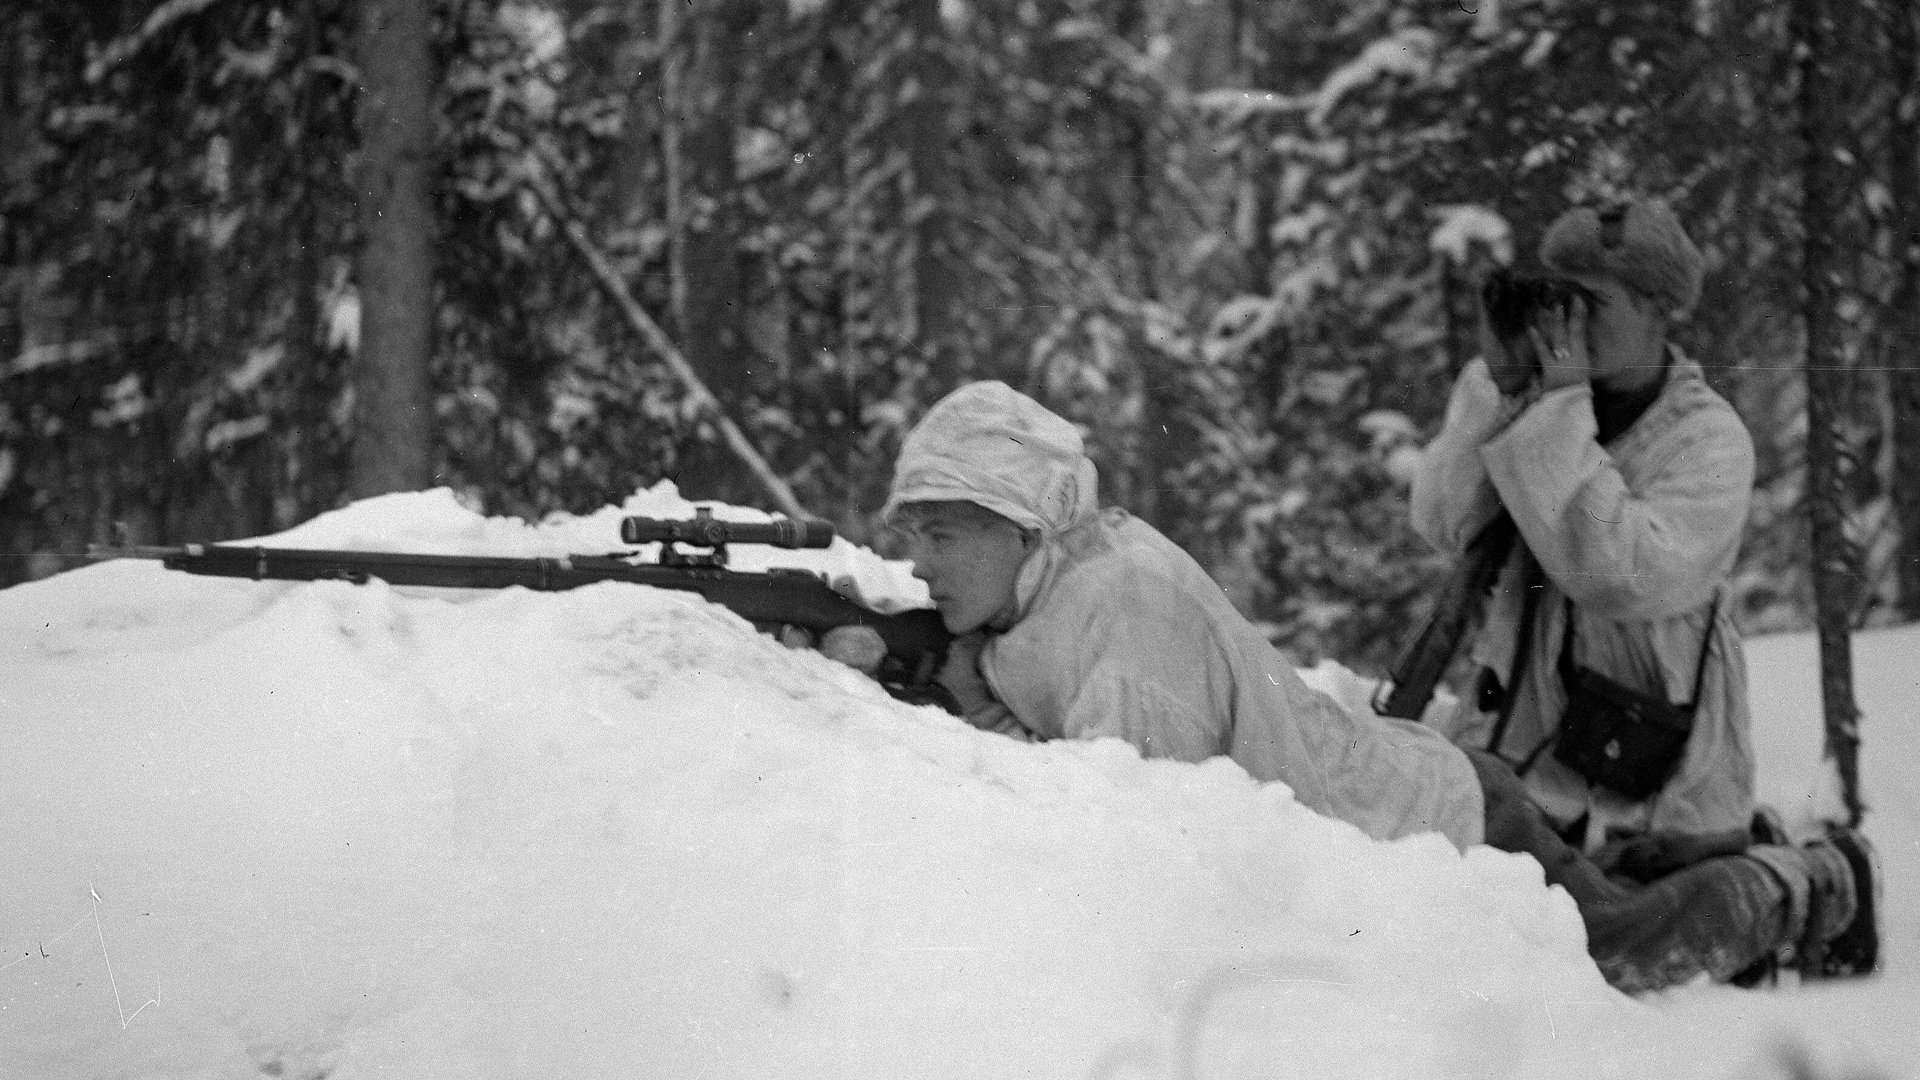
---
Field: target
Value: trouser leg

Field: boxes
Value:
[1464,749,1826,994]
[1580,855,1794,993]
[1465,748,1628,909]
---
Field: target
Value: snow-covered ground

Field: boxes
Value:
[3,486,1915,1080]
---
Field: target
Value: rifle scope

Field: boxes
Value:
[621,511,835,550]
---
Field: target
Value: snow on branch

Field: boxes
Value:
[0,335,124,380]
[1428,205,1513,267]
[1186,89,1315,124]
[85,0,234,84]
[1310,27,1440,129]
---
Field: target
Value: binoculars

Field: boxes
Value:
[1480,269,1598,362]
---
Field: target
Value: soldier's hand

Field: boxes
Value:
[1595,827,1750,883]
[937,630,997,716]
[1530,295,1592,393]
[1594,834,1682,882]
[1479,319,1537,396]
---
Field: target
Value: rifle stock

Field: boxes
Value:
[91,540,955,711]
[1374,515,1517,720]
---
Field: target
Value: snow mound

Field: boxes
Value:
[5,488,1918,1079]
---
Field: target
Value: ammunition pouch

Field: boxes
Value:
[1549,596,1716,801]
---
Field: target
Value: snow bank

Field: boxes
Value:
[4,487,1917,1079]
[1745,624,1920,980]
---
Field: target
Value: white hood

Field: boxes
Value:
[883,381,1099,537]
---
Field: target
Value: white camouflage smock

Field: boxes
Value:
[887,381,1485,849]
[1410,350,1756,843]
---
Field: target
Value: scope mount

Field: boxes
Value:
[654,506,730,568]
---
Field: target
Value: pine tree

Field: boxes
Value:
[1886,0,1920,620]
[1794,0,1866,825]
[350,0,437,496]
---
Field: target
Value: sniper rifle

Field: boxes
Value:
[89,507,956,711]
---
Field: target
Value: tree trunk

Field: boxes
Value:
[350,0,436,498]
[1886,0,1920,620]
[1130,0,1231,535]
[0,9,39,222]
[902,0,954,355]
[1795,0,1866,826]
[662,0,756,504]
[1128,113,1173,529]
[0,8,42,587]
[289,0,342,528]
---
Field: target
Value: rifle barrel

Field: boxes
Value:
[86,542,951,690]
[88,543,204,561]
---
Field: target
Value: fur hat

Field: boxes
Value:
[1539,198,1704,317]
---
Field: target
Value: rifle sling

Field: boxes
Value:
[1484,554,1542,761]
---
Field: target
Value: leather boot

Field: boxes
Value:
[1799,826,1880,979]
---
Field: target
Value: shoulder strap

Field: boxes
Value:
[1484,552,1542,757]
[1685,591,1721,708]
[1557,595,1578,680]
[1557,591,1721,707]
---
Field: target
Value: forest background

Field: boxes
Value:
[3,0,1917,680]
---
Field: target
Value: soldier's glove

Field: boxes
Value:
[1596,827,1750,883]
[935,631,1031,740]
[819,624,887,678]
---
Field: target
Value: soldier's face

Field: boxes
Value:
[898,503,1035,634]
[1569,274,1666,390]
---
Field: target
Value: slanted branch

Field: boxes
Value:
[522,166,809,522]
